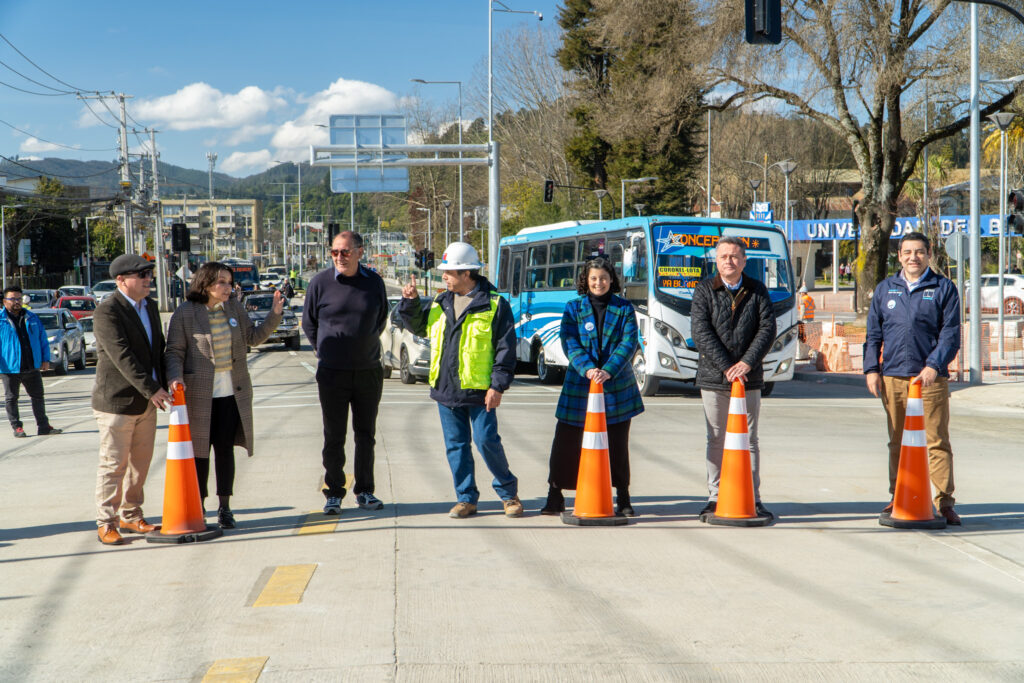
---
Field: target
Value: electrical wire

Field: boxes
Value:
[78,98,119,130]
[0,117,117,152]
[0,32,95,93]
[0,77,68,97]
[0,56,76,94]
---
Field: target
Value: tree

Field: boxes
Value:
[703,0,1021,311]
[14,177,84,274]
[88,217,125,261]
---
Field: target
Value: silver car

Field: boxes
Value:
[91,279,118,302]
[79,316,97,363]
[380,297,431,384]
[244,293,301,350]
[33,308,86,375]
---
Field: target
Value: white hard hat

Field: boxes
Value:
[799,285,808,293]
[437,242,483,270]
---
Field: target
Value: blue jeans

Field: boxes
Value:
[437,403,517,504]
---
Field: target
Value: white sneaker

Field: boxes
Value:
[323,496,342,515]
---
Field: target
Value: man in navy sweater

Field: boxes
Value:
[864,231,961,525]
[302,231,389,515]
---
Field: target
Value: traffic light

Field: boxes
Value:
[415,249,425,270]
[543,179,554,203]
[744,0,781,44]
[425,250,435,270]
[171,223,190,252]
[1008,190,1024,235]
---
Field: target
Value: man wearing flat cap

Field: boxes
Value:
[92,254,172,545]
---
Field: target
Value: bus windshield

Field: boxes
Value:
[651,223,793,304]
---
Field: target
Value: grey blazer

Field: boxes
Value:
[92,292,166,415]
[164,299,281,460]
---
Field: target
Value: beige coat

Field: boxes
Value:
[165,299,281,459]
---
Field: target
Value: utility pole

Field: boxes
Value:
[116,95,135,254]
[207,152,217,199]
[150,129,169,310]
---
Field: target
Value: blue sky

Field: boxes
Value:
[0,0,562,176]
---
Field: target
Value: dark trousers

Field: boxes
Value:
[548,419,631,491]
[194,396,240,499]
[2,369,49,431]
[316,365,383,498]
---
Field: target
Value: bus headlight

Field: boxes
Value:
[653,320,687,349]
[771,326,798,353]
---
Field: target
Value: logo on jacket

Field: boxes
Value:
[922,290,935,300]
[584,321,595,332]
[886,299,896,310]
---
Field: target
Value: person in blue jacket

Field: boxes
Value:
[0,285,61,437]
[541,257,643,516]
[864,231,961,525]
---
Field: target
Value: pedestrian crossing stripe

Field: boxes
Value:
[201,656,268,682]
[252,564,317,607]
[296,511,339,535]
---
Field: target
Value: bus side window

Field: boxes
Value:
[608,240,625,279]
[498,247,510,290]
[511,253,523,296]
[527,266,546,290]
[550,240,574,265]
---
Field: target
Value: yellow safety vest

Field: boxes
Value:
[427,297,499,390]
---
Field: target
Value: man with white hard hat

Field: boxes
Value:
[399,241,522,519]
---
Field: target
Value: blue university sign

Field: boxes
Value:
[783,214,1015,241]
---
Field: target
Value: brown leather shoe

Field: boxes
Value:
[120,518,157,534]
[98,525,124,545]
[939,507,962,526]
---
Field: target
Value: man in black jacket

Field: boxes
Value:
[691,236,776,520]
[399,242,521,519]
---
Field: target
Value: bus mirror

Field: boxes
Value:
[623,246,638,278]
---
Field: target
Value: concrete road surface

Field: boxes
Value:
[1,339,1022,682]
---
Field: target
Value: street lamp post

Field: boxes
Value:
[411,79,464,239]
[621,177,657,219]
[748,179,761,205]
[1,204,25,287]
[773,160,798,254]
[442,199,452,246]
[84,215,104,287]
[633,203,647,216]
[989,111,1016,358]
[593,189,609,220]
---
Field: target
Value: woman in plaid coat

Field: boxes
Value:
[541,258,643,516]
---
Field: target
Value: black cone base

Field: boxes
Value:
[146,524,224,544]
[561,511,629,526]
[879,512,946,529]
[701,512,773,527]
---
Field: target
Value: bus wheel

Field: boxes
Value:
[633,350,660,396]
[761,381,775,397]
[536,346,563,385]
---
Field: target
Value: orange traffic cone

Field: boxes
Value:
[702,380,772,527]
[880,381,946,529]
[562,379,628,526]
[147,387,224,544]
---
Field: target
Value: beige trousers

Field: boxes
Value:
[94,404,157,526]
[880,375,955,510]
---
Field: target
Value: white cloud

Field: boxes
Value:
[225,124,276,146]
[19,137,63,154]
[270,77,404,160]
[131,82,287,131]
[220,149,273,174]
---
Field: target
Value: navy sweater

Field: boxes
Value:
[301,265,388,370]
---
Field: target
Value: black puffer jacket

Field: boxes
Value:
[690,274,776,391]
[399,277,515,407]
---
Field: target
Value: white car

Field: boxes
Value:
[978,274,1024,315]
[91,279,118,302]
[380,297,431,383]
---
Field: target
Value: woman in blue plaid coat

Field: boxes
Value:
[541,258,644,516]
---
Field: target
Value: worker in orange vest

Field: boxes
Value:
[798,285,815,321]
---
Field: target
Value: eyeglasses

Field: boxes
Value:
[123,271,154,279]
[3,297,21,302]
[331,247,358,257]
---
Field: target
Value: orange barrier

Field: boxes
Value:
[879,381,945,529]
[702,380,772,527]
[147,387,224,544]
[562,380,628,527]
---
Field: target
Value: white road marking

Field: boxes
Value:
[925,533,1024,585]
[289,351,297,356]
[300,362,316,375]
[44,379,71,389]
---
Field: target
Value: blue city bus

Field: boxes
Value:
[495,216,798,396]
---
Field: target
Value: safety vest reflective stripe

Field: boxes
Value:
[427,297,499,390]
[800,294,815,320]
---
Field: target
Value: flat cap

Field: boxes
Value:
[109,254,156,278]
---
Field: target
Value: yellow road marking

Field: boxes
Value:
[202,656,268,682]
[252,564,317,607]
[297,511,339,535]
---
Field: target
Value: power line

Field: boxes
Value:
[78,98,119,130]
[0,56,75,94]
[0,77,68,97]
[0,117,117,152]
[0,32,95,93]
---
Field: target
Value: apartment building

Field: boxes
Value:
[160,197,263,259]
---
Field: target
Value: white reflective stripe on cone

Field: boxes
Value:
[170,404,189,426]
[902,430,926,448]
[906,399,924,417]
[723,431,750,451]
[167,441,194,461]
[587,392,606,413]
[729,397,747,415]
[582,430,608,451]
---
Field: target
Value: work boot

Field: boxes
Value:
[540,487,564,515]
[503,497,524,518]
[449,502,477,519]
[616,488,634,517]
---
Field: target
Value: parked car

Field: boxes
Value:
[22,289,57,308]
[978,274,1024,315]
[259,273,283,290]
[91,279,118,302]
[244,293,301,350]
[33,308,86,375]
[55,295,98,320]
[57,285,91,298]
[79,316,97,364]
[380,296,431,384]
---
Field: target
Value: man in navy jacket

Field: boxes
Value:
[864,231,961,525]
[0,285,60,437]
